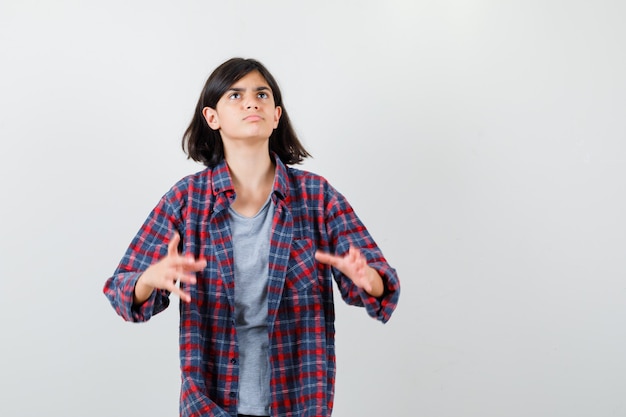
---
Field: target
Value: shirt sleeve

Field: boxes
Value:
[103,189,183,322]
[323,184,400,323]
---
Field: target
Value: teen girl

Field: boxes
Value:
[104,57,400,417]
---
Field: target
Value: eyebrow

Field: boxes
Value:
[227,86,271,92]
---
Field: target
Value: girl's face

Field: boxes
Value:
[202,70,282,146]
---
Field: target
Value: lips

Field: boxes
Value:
[244,115,262,122]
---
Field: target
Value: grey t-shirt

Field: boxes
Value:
[229,197,273,416]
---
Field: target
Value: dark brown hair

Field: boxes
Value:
[182,58,310,167]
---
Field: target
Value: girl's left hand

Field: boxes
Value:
[315,246,384,297]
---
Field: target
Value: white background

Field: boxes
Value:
[1,1,625,416]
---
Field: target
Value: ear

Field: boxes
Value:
[273,106,282,129]
[202,107,220,130]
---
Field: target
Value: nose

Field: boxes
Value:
[244,95,259,110]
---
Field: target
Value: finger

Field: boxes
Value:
[167,232,181,257]
[315,251,338,266]
[349,246,363,262]
[353,248,365,268]
[348,247,357,264]
[171,257,207,273]
[184,257,207,272]
[350,247,366,268]
[165,276,192,303]
[177,271,198,285]
[173,287,192,303]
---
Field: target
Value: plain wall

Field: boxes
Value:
[1,1,625,416]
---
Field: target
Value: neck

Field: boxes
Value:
[225,146,275,191]
[225,146,276,217]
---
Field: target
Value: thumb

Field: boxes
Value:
[167,232,181,257]
[315,250,335,266]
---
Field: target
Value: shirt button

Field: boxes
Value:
[230,358,237,364]
[229,392,236,398]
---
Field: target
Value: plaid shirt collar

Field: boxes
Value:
[210,152,290,202]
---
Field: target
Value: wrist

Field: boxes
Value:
[366,266,384,298]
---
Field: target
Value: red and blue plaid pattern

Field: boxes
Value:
[103,155,400,417]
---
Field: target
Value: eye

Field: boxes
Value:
[257,92,269,99]
[228,92,241,100]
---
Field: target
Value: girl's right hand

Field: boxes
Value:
[133,232,207,305]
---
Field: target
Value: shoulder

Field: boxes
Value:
[283,166,347,206]
[162,167,213,202]
[273,156,344,204]
[285,166,331,190]
[173,167,212,189]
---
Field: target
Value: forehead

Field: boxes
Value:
[229,70,271,89]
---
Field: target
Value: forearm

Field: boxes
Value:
[133,274,155,306]
[104,271,168,322]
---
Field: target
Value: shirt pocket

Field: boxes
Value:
[284,237,318,293]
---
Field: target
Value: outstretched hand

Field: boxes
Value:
[134,232,207,304]
[315,246,384,297]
